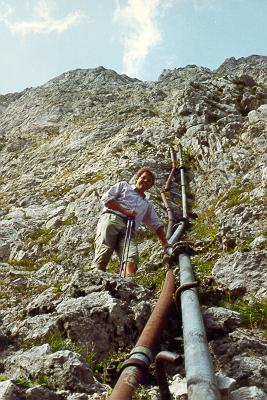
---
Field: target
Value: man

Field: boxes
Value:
[92,167,170,277]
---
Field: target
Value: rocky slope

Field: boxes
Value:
[0,55,266,399]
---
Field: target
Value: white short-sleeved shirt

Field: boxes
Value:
[101,181,162,232]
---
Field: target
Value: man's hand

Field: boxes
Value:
[125,209,137,218]
[106,200,136,218]
[163,242,173,256]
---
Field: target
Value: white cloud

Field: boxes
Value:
[0,3,14,24]
[0,0,83,35]
[114,0,165,78]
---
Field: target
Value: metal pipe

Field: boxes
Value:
[165,147,177,191]
[109,270,176,400]
[135,270,176,352]
[165,146,188,255]
[161,191,174,240]
[108,363,144,400]
[178,145,187,219]
[168,221,185,247]
[155,351,181,400]
[162,145,220,398]
[178,253,221,400]
[161,147,178,239]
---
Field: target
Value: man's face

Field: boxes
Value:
[135,172,154,192]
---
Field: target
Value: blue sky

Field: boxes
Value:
[0,0,266,94]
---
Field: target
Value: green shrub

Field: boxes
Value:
[46,332,81,353]
[16,374,50,389]
[63,212,78,225]
[189,208,218,241]
[15,376,32,388]
[43,186,71,198]
[34,374,49,387]
[93,351,128,384]
[222,297,267,333]
[237,240,253,253]
[39,253,63,265]
[219,183,255,210]
[29,228,55,245]
[7,258,38,271]
[134,267,166,291]
[53,283,63,295]
[192,255,215,281]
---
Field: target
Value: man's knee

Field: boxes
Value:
[93,243,113,270]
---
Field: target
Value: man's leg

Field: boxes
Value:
[117,234,139,277]
[93,214,123,271]
[126,261,137,277]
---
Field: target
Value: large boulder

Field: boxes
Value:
[212,250,267,298]
[5,271,152,360]
[5,344,106,394]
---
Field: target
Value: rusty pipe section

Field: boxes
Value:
[165,147,177,191]
[166,146,188,254]
[162,147,178,239]
[155,351,181,400]
[109,270,176,400]
[108,365,144,400]
[161,192,174,240]
[178,145,187,219]
[135,269,176,352]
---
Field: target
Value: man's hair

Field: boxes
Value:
[136,166,155,186]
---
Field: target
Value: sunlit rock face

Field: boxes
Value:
[0,55,266,399]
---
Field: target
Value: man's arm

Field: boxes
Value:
[106,200,136,218]
[155,226,169,248]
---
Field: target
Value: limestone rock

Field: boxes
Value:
[230,386,267,400]
[212,251,267,298]
[5,271,152,361]
[5,344,106,394]
[25,385,64,400]
[203,307,241,339]
[169,374,187,397]
[211,329,267,392]
[0,380,23,400]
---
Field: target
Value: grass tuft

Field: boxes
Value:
[63,212,78,225]
[28,228,55,245]
[221,297,267,333]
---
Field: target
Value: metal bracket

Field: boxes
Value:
[174,282,199,313]
[155,351,183,400]
[130,346,154,363]
[173,241,195,256]
[121,357,149,374]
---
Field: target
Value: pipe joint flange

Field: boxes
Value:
[176,217,190,228]
[173,241,195,256]
[121,357,149,373]
[130,346,154,363]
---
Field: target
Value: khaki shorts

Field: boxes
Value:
[93,213,139,270]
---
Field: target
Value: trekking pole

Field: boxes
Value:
[119,216,135,278]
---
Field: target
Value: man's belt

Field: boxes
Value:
[102,210,128,222]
